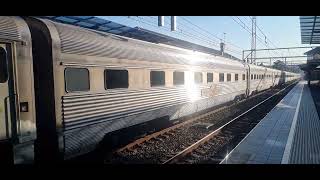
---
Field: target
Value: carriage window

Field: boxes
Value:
[235,74,238,81]
[227,73,231,82]
[194,72,203,84]
[207,73,213,83]
[0,47,8,83]
[173,71,184,85]
[254,74,256,79]
[251,74,253,80]
[242,74,245,80]
[219,73,224,82]
[65,68,90,92]
[105,69,128,89]
[150,71,165,87]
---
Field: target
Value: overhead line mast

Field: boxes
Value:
[251,16,257,64]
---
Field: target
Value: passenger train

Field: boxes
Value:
[0,16,300,163]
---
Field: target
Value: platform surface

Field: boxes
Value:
[221,81,320,164]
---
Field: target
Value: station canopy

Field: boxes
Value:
[300,16,320,44]
[40,16,240,60]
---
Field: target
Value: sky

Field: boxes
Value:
[98,16,313,65]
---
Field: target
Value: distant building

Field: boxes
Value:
[300,47,320,85]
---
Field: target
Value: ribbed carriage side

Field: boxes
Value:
[43,19,248,158]
[248,65,271,94]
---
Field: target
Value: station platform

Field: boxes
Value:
[221,81,320,164]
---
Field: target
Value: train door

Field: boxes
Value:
[0,43,17,163]
[245,65,250,97]
[272,72,275,86]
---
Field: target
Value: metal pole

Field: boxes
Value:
[251,16,257,64]
[242,50,245,63]
[158,16,164,26]
[285,57,287,65]
[270,58,272,66]
[171,16,176,31]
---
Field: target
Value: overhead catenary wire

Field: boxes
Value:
[146,16,243,55]
[128,16,243,57]
[231,16,283,59]
[178,16,243,50]
[168,16,243,55]
[127,16,228,52]
[247,16,307,65]
[248,16,285,57]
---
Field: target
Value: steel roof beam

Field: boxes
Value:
[310,16,318,44]
[91,21,112,29]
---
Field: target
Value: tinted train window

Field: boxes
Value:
[242,74,245,80]
[150,71,165,87]
[65,68,90,92]
[105,69,128,89]
[207,73,213,83]
[227,73,231,82]
[235,74,238,81]
[173,71,184,85]
[0,47,8,83]
[194,72,203,84]
[219,73,224,82]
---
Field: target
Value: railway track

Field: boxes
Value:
[105,81,297,164]
[163,82,295,164]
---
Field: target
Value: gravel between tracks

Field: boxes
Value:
[106,85,294,164]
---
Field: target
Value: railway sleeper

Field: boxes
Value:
[194,149,207,154]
